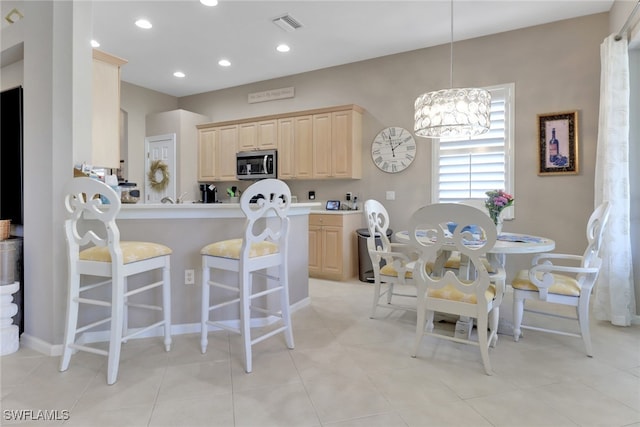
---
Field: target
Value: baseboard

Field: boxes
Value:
[19,296,311,357]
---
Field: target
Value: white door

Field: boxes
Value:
[145,134,176,204]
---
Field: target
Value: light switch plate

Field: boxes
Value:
[386,191,395,201]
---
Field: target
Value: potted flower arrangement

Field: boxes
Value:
[484,190,514,233]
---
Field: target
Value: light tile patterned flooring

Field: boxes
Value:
[2,278,640,426]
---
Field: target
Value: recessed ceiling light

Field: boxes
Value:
[173,71,186,78]
[90,39,100,48]
[276,44,290,53]
[135,19,152,29]
[218,59,231,67]
[200,0,218,6]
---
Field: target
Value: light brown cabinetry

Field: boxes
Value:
[311,109,362,179]
[197,105,363,182]
[312,113,332,177]
[238,119,278,151]
[92,49,127,169]
[197,124,237,181]
[309,213,362,281]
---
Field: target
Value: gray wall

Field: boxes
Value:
[173,13,609,281]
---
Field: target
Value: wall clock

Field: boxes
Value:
[371,127,416,173]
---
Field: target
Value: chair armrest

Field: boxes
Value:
[527,262,601,298]
[532,253,582,265]
[390,242,419,261]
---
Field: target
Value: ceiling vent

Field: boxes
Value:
[272,14,302,32]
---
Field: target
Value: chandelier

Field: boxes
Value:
[414,0,491,138]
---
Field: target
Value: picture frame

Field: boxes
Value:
[537,110,579,175]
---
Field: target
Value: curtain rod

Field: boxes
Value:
[615,0,640,41]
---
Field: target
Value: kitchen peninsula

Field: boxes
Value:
[114,202,319,331]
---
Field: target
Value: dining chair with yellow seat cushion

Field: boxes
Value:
[512,202,610,357]
[200,179,293,373]
[364,199,420,318]
[408,203,504,375]
[60,177,172,385]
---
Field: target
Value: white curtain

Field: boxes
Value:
[594,34,636,326]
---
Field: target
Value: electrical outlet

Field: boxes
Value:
[184,269,195,285]
[386,191,396,201]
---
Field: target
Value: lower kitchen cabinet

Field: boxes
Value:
[309,212,362,281]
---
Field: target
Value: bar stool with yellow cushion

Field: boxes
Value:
[200,179,293,373]
[60,177,172,385]
[408,203,504,375]
[512,202,610,356]
[364,199,419,318]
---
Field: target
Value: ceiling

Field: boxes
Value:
[3,1,615,97]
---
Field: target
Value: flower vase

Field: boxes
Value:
[495,218,503,235]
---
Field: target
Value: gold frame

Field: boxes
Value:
[537,110,579,175]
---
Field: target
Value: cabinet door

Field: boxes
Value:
[331,110,353,178]
[238,122,257,151]
[295,115,314,178]
[308,225,323,274]
[218,125,238,180]
[278,118,295,179]
[92,51,125,169]
[321,226,343,275]
[198,128,217,181]
[312,113,332,178]
[257,119,278,149]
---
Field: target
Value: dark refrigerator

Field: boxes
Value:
[1,85,24,333]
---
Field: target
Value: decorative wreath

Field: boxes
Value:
[147,160,170,192]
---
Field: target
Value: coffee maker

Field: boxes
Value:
[199,184,218,203]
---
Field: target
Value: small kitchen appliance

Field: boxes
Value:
[200,183,218,203]
[236,149,277,180]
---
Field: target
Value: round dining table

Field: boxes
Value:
[394,230,555,255]
[394,230,556,280]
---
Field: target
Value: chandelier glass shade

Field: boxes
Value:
[414,87,491,138]
[414,0,492,139]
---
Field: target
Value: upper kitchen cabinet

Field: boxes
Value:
[331,109,362,179]
[312,107,363,179]
[197,104,364,181]
[197,124,238,182]
[278,115,313,179]
[92,49,127,168]
[238,119,278,151]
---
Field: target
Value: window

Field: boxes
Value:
[431,83,515,217]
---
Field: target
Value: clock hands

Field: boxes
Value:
[388,133,396,157]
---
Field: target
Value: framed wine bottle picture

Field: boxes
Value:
[537,110,579,175]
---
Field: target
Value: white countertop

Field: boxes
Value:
[117,202,321,219]
[310,209,363,215]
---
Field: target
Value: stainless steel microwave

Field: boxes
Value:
[236,149,277,180]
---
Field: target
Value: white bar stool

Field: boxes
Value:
[60,177,172,385]
[200,179,293,373]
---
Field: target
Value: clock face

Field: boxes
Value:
[371,127,416,173]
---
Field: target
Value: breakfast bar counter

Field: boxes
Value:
[112,202,320,333]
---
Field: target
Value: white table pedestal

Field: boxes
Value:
[0,281,20,355]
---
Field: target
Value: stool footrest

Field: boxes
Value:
[123,320,166,341]
[69,343,108,357]
[75,316,111,334]
[252,325,287,346]
[126,280,163,297]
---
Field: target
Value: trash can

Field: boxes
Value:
[356,228,393,283]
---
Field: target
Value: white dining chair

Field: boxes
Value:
[512,202,610,356]
[364,199,418,318]
[200,179,293,373]
[408,203,504,375]
[60,177,172,385]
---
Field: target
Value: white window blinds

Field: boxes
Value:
[432,83,514,208]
